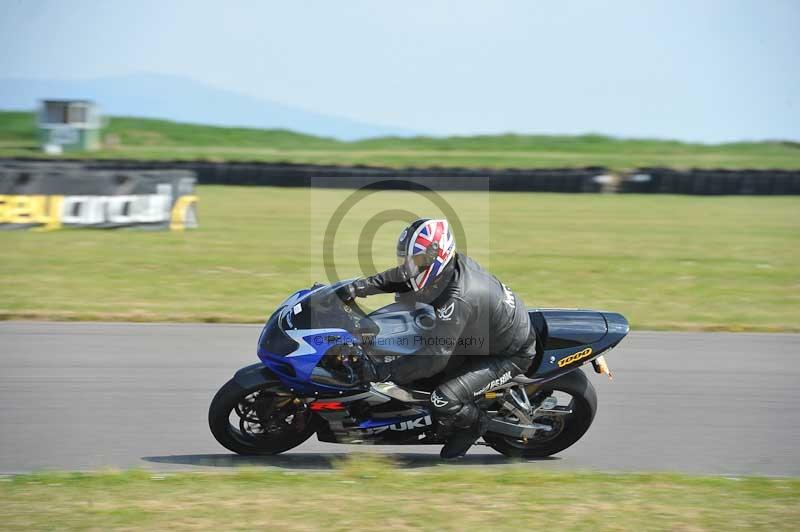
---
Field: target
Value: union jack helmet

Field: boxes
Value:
[396,218,456,292]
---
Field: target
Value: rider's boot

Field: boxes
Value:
[440,409,489,460]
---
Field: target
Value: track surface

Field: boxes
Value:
[1,322,799,475]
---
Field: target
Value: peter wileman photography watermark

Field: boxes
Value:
[309,176,490,288]
[308,332,488,351]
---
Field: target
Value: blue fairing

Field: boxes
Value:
[256,282,369,394]
[358,414,430,429]
[256,283,631,394]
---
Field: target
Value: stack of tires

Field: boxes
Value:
[619,168,800,195]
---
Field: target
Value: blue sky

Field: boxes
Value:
[1,0,798,142]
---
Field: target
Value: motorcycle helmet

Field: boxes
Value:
[396,218,456,291]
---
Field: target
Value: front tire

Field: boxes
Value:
[208,378,317,455]
[485,369,597,458]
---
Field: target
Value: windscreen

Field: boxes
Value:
[284,281,378,335]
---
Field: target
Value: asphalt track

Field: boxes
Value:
[1,322,799,476]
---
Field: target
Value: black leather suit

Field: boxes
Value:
[352,253,537,429]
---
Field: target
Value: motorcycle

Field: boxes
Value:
[209,281,629,458]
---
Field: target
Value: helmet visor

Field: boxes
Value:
[397,251,435,278]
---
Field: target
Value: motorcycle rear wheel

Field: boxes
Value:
[208,378,316,455]
[484,369,597,458]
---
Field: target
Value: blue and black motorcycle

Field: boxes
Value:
[209,281,629,458]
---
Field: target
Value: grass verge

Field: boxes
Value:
[0,187,798,330]
[1,457,798,531]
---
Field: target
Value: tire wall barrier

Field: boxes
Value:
[0,159,608,193]
[1,159,798,195]
[619,168,800,195]
[0,162,198,230]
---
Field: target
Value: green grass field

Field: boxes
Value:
[1,459,798,531]
[1,187,797,331]
[2,111,800,170]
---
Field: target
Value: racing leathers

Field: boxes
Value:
[347,252,537,457]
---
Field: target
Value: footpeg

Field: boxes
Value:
[540,396,557,410]
[534,395,572,416]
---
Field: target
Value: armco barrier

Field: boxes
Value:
[619,168,800,195]
[0,164,198,230]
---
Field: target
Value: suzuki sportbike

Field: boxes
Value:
[209,281,629,458]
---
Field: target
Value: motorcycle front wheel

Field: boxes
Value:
[484,369,597,458]
[208,378,317,455]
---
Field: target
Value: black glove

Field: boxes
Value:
[335,282,357,302]
[337,279,379,301]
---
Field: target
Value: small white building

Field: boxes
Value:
[38,100,103,153]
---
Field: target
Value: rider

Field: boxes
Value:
[339,218,537,459]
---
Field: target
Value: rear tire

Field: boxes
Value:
[485,369,597,458]
[208,378,316,455]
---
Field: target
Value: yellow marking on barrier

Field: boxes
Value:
[0,195,66,229]
[7,195,36,224]
[40,195,64,230]
[2,193,196,230]
[0,195,7,223]
[169,195,198,231]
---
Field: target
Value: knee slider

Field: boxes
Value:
[450,402,480,429]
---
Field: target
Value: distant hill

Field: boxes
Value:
[1,110,798,170]
[0,74,417,141]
